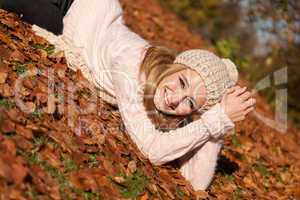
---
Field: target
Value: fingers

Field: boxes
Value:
[232,86,247,96]
[239,91,252,101]
[244,105,255,114]
[223,85,257,123]
[230,102,255,122]
[234,106,255,122]
[243,97,256,109]
[226,85,242,94]
[226,86,237,94]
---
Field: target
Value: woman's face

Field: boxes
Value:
[153,68,206,116]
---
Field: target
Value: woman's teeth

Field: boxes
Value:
[164,87,169,107]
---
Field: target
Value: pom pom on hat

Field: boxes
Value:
[221,58,239,84]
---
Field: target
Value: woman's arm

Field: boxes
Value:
[79,0,235,165]
[62,0,124,55]
[103,21,234,166]
[113,79,234,166]
[178,138,224,190]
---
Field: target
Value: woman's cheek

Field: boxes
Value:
[153,90,162,111]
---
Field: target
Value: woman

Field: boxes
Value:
[2,0,256,190]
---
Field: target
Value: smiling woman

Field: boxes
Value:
[5,0,256,191]
[154,67,207,116]
[140,47,240,124]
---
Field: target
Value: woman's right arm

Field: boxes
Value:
[109,55,235,165]
[96,6,236,166]
[119,98,235,166]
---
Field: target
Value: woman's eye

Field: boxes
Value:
[189,100,194,110]
[179,77,185,88]
[186,98,194,110]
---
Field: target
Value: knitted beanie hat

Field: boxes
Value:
[173,49,239,114]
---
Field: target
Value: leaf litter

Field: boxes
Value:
[0,1,300,199]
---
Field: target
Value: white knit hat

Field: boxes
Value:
[173,49,239,113]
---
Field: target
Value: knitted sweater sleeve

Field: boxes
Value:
[99,8,235,166]
[113,72,235,166]
[63,0,235,165]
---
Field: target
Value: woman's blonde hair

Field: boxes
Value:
[139,46,198,131]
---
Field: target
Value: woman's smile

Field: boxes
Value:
[164,87,172,109]
[154,68,207,116]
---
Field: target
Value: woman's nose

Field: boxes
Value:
[169,91,184,109]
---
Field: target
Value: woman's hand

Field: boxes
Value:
[220,85,256,122]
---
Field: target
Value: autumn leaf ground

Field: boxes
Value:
[0,0,299,200]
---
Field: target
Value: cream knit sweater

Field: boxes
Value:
[32,0,235,190]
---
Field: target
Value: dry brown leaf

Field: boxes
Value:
[0,71,8,84]
[195,190,209,200]
[16,124,33,139]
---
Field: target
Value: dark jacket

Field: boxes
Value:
[0,0,74,35]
